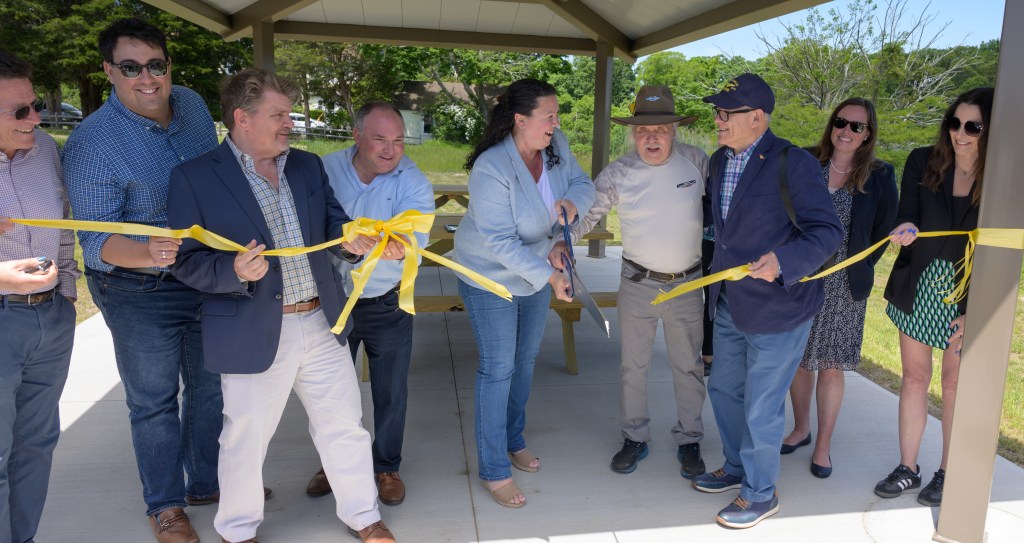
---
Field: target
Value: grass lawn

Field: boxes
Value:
[59,133,1023,465]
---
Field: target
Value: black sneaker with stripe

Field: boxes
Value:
[874,464,922,498]
[917,468,945,507]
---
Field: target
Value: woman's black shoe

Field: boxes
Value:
[810,456,832,478]
[780,434,811,454]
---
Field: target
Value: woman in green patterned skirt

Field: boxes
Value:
[875,87,994,508]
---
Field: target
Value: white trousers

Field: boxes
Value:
[214,309,380,541]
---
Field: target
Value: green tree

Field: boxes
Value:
[551,55,636,106]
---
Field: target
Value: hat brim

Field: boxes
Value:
[611,114,698,126]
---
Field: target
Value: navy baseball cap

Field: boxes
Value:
[702,73,775,114]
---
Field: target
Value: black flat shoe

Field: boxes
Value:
[810,456,832,478]
[780,434,811,454]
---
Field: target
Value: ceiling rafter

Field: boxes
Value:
[273,21,596,56]
[632,0,828,57]
[223,0,319,41]
[142,0,232,35]
[538,0,635,61]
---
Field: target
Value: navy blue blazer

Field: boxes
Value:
[803,149,899,301]
[707,130,843,334]
[167,141,352,374]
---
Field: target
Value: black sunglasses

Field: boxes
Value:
[947,116,984,137]
[832,117,868,133]
[0,100,44,121]
[712,106,754,122]
[111,59,171,79]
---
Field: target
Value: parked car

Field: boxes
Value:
[289,112,328,135]
[38,102,83,127]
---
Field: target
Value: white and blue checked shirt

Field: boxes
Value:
[720,134,765,221]
[0,130,80,297]
[62,85,217,272]
[225,137,318,306]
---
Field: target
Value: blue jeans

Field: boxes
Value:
[458,280,550,481]
[708,292,812,502]
[0,292,74,543]
[87,269,222,516]
[347,289,413,473]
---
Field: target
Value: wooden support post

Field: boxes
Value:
[252,22,275,71]
[588,40,613,258]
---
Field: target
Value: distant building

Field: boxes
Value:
[394,81,502,144]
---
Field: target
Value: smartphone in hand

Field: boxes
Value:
[25,256,53,274]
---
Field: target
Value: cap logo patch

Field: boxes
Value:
[722,79,739,92]
[644,95,661,102]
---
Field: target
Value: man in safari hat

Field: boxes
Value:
[557,85,710,479]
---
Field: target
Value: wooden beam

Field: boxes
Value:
[223,0,318,41]
[252,21,275,72]
[538,0,636,61]
[934,2,1017,542]
[273,21,596,56]
[140,0,231,35]
[631,0,827,57]
[588,40,613,258]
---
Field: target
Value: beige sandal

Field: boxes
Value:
[483,479,526,509]
[509,448,540,473]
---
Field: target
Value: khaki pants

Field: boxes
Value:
[617,263,706,445]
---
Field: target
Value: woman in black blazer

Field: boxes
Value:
[781,98,898,479]
[875,87,993,507]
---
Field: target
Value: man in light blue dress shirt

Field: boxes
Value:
[304,102,434,506]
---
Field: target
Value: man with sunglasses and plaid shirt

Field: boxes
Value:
[0,50,80,543]
[62,18,224,543]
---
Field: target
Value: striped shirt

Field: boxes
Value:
[0,130,80,297]
[62,85,217,272]
[225,136,317,305]
[720,133,765,220]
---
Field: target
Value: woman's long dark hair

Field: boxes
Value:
[814,97,880,194]
[465,78,560,171]
[923,87,994,206]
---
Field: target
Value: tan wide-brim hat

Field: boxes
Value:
[612,85,698,126]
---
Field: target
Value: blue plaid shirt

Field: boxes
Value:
[224,136,318,305]
[720,134,765,221]
[62,85,217,272]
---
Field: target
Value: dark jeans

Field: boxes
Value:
[347,289,413,473]
[0,292,74,543]
[86,268,222,516]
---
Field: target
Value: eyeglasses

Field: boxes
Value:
[712,107,754,122]
[0,100,44,121]
[111,59,170,79]
[832,117,868,133]
[947,116,984,137]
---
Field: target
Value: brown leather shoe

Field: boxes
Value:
[355,520,396,543]
[187,486,272,506]
[375,472,405,506]
[306,467,332,497]
[149,508,198,543]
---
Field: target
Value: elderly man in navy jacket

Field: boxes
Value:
[690,73,842,529]
[167,68,397,543]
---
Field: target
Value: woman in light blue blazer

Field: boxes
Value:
[455,79,595,509]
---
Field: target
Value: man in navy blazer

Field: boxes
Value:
[689,73,842,529]
[167,69,397,543]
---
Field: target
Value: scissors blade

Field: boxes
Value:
[570,266,610,338]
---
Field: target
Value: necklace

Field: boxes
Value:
[830,161,853,175]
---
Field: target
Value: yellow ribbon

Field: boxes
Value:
[651,228,1024,306]
[12,211,513,334]
[334,210,511,334]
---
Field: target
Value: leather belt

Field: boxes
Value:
[356,285,400,305]
[2,288,56,305]
[118,267,175,279]
[624,257,702,283]
[282,297,320,314]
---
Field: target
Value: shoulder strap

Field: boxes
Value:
[777,144,801,232]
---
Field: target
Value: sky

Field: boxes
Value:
[669,0,1005,59]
